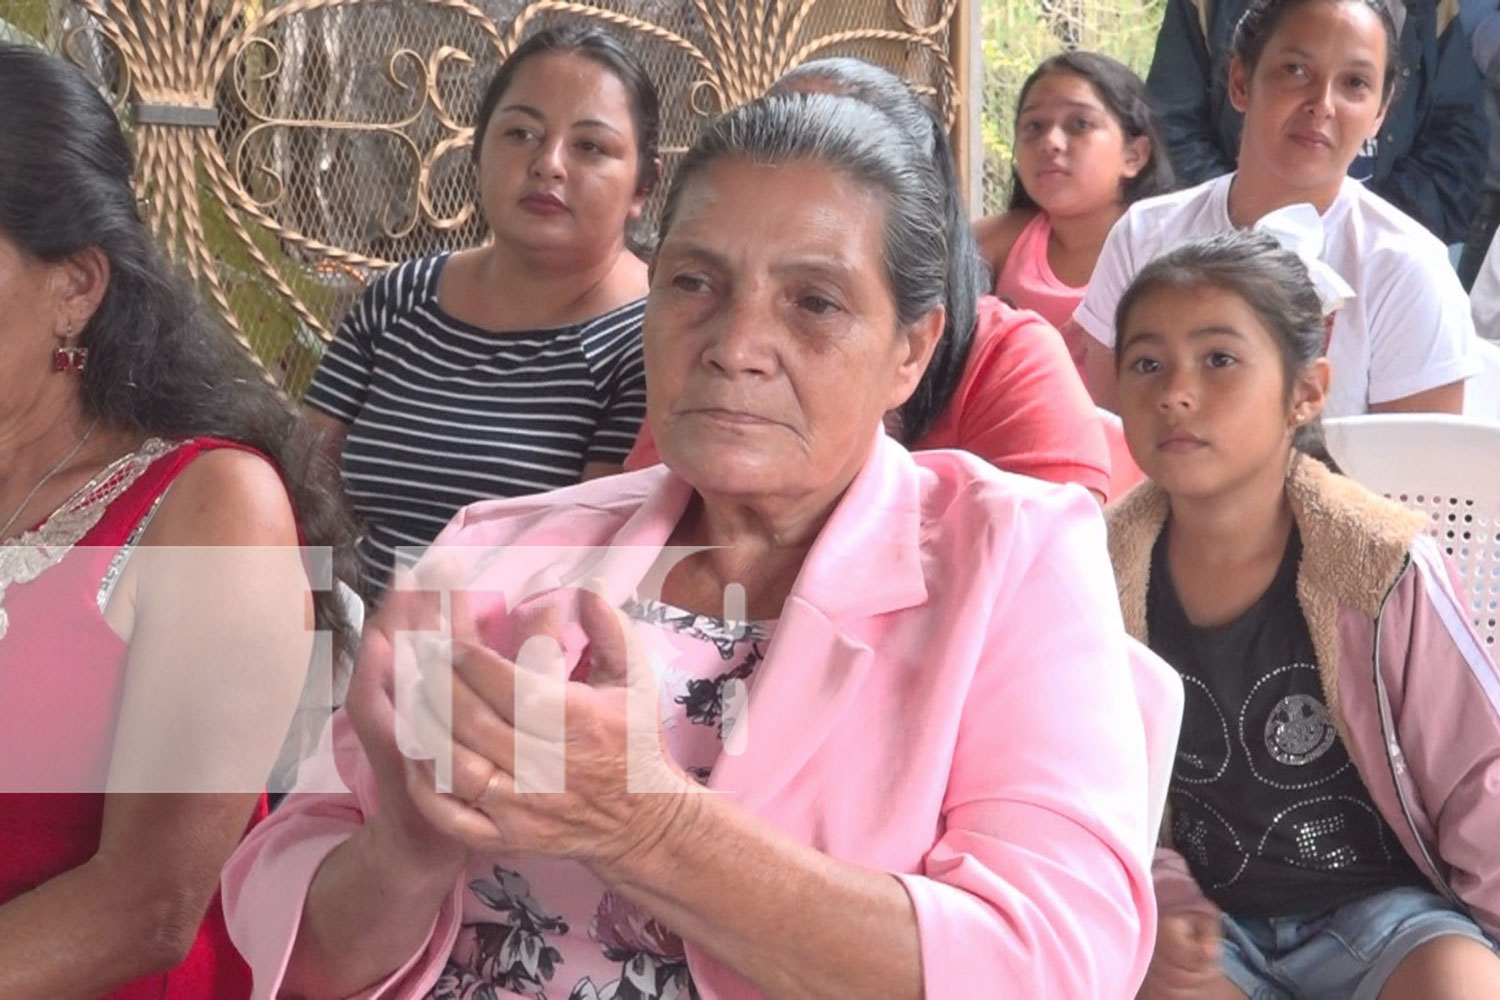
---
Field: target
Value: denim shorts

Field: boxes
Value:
[1219,886,1497,1000]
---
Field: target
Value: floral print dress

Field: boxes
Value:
[428,598,775,1000]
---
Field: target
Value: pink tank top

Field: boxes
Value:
[994,212,1086,332]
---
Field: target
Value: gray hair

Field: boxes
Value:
[657,93,948,333]
[770,60,986,445]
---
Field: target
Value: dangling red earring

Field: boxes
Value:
[52,323,86,374]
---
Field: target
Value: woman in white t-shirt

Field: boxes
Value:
[1471,229,1500,338]
[1071,0,1477,415]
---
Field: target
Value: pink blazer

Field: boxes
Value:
[222,434,1157,998]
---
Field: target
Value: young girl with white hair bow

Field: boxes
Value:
[1106,227,1500,1000]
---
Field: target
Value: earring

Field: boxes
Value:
[52,323,87,374]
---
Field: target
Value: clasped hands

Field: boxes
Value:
[346,575,698,883]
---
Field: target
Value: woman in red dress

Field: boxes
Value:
[0,43,356,997]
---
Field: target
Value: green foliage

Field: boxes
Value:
[979,0,1167,212]
[0,0,48,43]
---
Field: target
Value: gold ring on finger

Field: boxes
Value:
[468,767,504,809]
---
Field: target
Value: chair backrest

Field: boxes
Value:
[1463,340,1500,423]
[1323,414,1500,650]
[1125,636,1184,863]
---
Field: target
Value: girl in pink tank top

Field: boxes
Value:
[976,52,1173,343]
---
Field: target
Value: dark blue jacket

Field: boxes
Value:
[1145,0,1488,242]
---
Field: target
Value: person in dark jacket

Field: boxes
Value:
[1457,0,1500,288]
[1146,0,1488,243]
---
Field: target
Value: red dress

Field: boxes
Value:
[0,437,267,999]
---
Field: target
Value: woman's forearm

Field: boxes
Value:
[0,855,206,998]
[283,824,462,997]
[0,792,267,998]
[594,792,924,1000]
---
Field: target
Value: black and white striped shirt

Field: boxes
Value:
[304,253,647,591]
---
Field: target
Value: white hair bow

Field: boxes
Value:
[1252,203,1356,316]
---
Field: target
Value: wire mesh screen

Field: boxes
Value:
[0,0,963,398]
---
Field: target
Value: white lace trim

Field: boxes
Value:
[0,438,179,639]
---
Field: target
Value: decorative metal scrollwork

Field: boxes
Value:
[9,0,967,396]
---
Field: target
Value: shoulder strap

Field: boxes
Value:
[85,437,263,547]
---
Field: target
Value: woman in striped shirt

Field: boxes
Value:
[303,24,660,595]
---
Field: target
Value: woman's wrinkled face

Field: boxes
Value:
[0,232,57,375]
[0,230,92,425]
[644,157,936,513]
[477,51,646,263]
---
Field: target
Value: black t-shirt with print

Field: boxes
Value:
[1148,526,1425,918]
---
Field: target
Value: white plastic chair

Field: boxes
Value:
[1125,636,1184,863]
[1462,339,1500,422]
[1323,414,1500,651]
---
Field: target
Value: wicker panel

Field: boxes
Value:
[0,0,965,397]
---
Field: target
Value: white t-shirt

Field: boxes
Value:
[1073,174,1478,417]
[1471,230,1500,341]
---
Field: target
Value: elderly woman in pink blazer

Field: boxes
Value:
[222,93,1158,999]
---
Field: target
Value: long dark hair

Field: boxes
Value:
[473,24,663,258]
[0,42,358,639]
[1007,51,1174,212]
[1114,230,1335,466]
[773,58,983,445]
